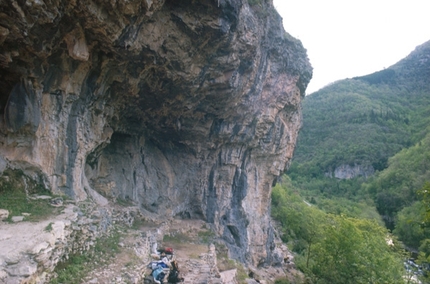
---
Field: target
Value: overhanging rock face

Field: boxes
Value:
[0,0,311,265]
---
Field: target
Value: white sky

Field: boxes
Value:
[273,0,430,94]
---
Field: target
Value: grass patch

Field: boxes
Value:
[274,276,305,284]
[216,243,237,271]
[215,243,249,283]
[51,228,122,284]
[275,279,292,284]
[125,261,134,267]
[131,217,146,230]
[0,169,59,222]
[45,222,54,232]
[236,263,248,284]
[188,252,200,259]
[116,197,134,207]
[198,229,215,244]
[124,253,140,268]
[163,232,193,244]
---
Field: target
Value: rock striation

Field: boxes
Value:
[0,0,311,265]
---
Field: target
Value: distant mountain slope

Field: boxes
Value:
[291,40,430,179]
[364,132,430,226]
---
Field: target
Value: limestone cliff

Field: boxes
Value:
[0,0,311,265]
[325,164,375,179]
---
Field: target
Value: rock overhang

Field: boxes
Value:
[0,0,312,266]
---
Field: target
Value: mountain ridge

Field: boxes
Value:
[291,39,430,180]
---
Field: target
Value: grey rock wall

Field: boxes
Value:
[0,0,312,265]
[325,164,375,179]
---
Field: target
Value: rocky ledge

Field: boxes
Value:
[0,200,299,283]
[0,0,311,266]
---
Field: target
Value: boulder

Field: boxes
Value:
[0,209,9,220]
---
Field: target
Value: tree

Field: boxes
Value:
[416,182,430,282]
[271,181,325,263]
[308,215,403,284]
[418,182,430,226]
[393,202,428,249]
[299,207,325,269]
[271,177,404,284]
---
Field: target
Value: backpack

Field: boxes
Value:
[156,271,166,282]
[152,267,165,282]
[157,261,169,269]
[148,261,169,270]
[168,270,180,283]
[168,261,184,283]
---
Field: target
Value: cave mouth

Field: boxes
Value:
[84,130,207,217]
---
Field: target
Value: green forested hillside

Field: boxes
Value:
[290,80,408,181]
[276,40,430,282]
[366,132,430,210]
[289,40,430,209]
[293,40,430,176]
[365,133,430,246]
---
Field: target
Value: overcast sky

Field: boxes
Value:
[273,0,430,94]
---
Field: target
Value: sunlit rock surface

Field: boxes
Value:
[0,0,311,265]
